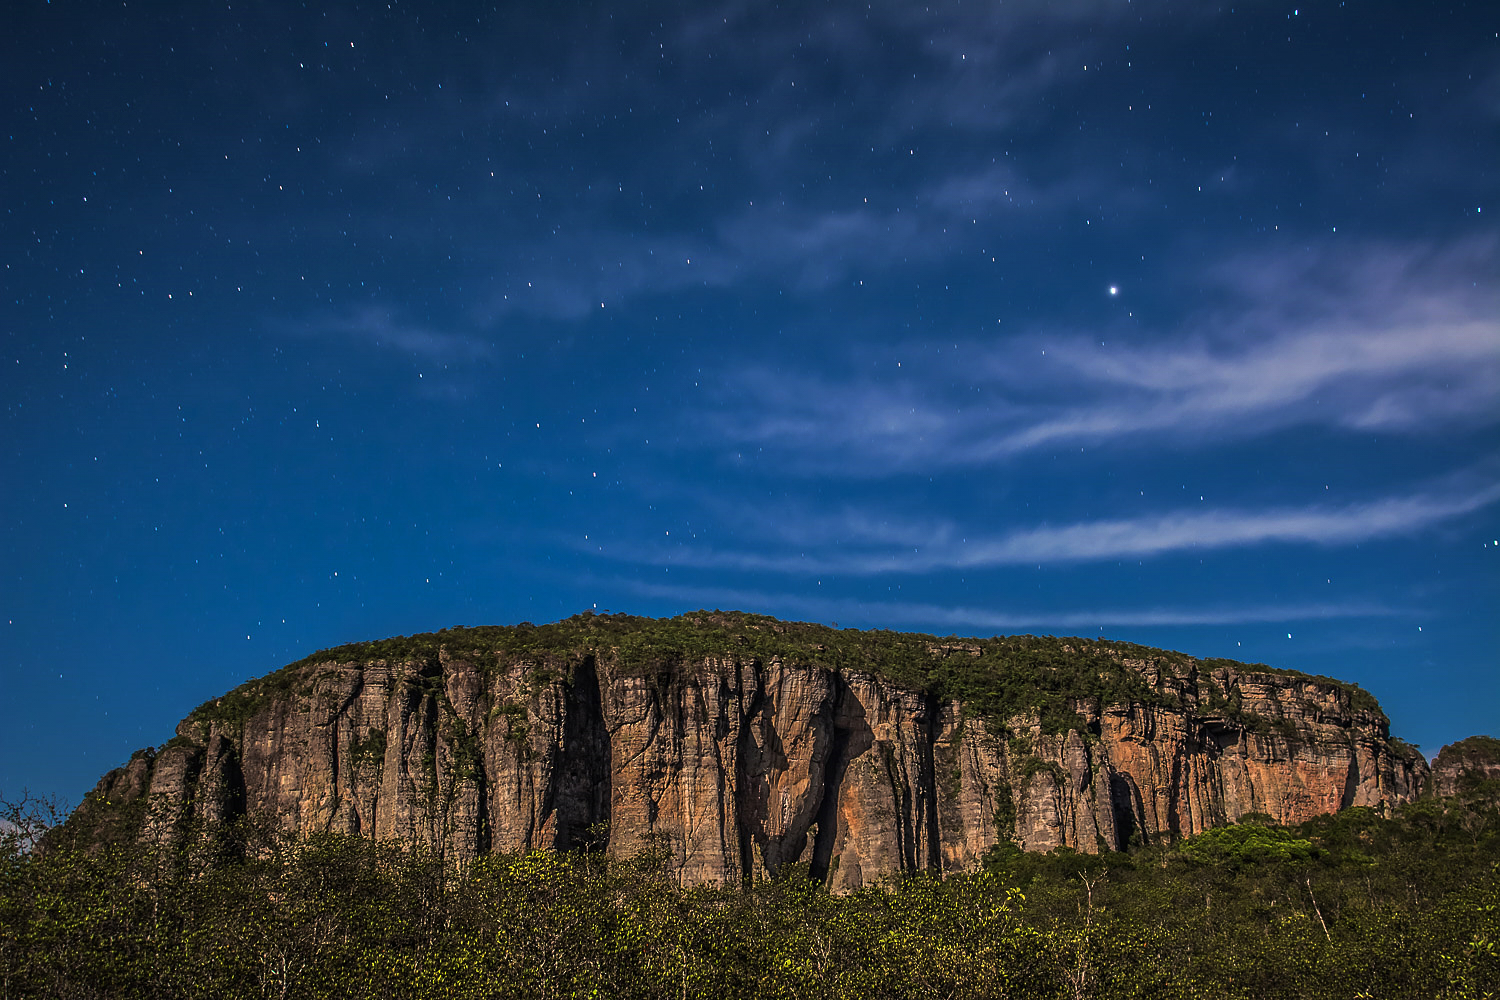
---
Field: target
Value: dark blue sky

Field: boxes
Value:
[4,0,1497,806]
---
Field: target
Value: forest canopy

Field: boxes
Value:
[3,784,1496,999]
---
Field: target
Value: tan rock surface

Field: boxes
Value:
[70,618,1431,888]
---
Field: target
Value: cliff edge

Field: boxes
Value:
[67,611,1430,888]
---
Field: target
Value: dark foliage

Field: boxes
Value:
[4,790,1496,999]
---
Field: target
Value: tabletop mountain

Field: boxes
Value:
[69,611,1430,889]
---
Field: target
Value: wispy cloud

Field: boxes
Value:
[993,315,1500,451]
[299,306,495,364]
[314,0,1149,323]
[475,163,1072,320]
[703,239,1500,470]
[612,579,1405,632]
[603,475,1500,575]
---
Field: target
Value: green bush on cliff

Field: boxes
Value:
[348,728,387,771]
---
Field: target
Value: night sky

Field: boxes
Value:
[4,1,1497,807]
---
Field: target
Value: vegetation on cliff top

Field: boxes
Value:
[1439,736,1500,766]
[187,610,1388,736]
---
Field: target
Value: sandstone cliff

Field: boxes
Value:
[71,612,1430,889]
[1430,736,1500,799]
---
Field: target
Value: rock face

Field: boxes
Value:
[72,614,1430,889]
[1430,736,1500,799]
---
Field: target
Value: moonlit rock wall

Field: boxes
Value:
[79,646,1428,889]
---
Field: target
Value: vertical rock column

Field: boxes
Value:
[740,658,840,880]
[601,660,751,883]
[823,674,940,892]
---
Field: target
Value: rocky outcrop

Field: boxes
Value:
[1431,736,1500,799]
[69,614,1431,888]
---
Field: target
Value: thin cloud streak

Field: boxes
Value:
[989,318,1500,454]
[475,162,1073,321]
[612,478,1500,575]
[615,579,1405,631]
[299,306,495,364]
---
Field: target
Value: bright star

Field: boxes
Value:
[1108,286,1118,296]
